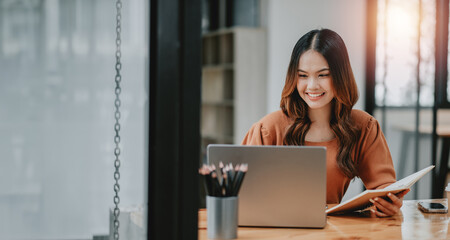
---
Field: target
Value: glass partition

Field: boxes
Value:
[0,0,148,239]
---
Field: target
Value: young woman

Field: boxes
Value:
[242,29,408,217]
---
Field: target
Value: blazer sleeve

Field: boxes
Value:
[357,117,397,190]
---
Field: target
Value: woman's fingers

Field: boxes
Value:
[387,192,404,208]
[368,190,409,218]
[370,207,389,218]
[397,189,410,198]
[370,197,398,216]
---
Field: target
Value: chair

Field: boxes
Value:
[396,125,450,198]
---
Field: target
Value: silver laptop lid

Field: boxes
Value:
[207,144,327,228]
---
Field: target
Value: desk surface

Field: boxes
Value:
[198,199,450,239]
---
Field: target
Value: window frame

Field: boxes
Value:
[148,0,201,239]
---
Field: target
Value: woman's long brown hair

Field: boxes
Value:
[280,29,360,178]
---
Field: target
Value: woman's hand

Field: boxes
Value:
[369,189,410,217]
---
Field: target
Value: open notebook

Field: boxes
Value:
[326,165,434,214]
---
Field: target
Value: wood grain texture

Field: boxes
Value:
[199,199,450,239]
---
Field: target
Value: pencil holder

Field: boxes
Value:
[446,183,450,210]
[206,196,238,239]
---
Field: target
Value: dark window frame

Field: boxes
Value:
[436,0,450,109]
[148,0,201,239]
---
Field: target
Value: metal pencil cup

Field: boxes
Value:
[207,196,238,239]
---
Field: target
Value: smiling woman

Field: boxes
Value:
[280,29,359,178]
[242,29,406,217]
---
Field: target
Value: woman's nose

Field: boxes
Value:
[307,77,319,89]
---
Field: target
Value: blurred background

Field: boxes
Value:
[0,0,148,239]
[2,0,450,239]
[199,0,450,206]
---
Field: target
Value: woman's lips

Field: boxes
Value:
[306,92,325,100]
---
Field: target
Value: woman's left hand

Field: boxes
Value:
[369,189,410,217]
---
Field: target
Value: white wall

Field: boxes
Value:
[263,0,367,201]
[264,0,367,113]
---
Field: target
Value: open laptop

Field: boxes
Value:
[207,144,327,228]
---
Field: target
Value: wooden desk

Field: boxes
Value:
[198,199,450,239]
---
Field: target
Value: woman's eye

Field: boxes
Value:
[318,74,330,78]
[298,74,307,78]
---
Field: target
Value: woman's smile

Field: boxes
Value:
[306,92,326,99]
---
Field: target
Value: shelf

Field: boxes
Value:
[202,68,233,103]
[202,32,234,65]
[202,63,234,71]
[202,134,234,143]
[200,27,266,161]
[202,28,235,38]
[202,27,262,38]
[201,105,233,138]
[202,100,233,107]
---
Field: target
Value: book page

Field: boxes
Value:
[326,165,434,214]
[326,188,406,214]
[383,165,434,190]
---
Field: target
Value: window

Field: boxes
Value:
[0,0,148,238]
[375,0,435,107]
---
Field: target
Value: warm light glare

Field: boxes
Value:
[387,5,417,38]
[376,0,436,107]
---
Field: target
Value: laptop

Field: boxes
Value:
[207,144,327,228]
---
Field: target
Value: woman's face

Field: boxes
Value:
[296,50,335,111]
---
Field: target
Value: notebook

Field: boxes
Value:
[207,144,327,228]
